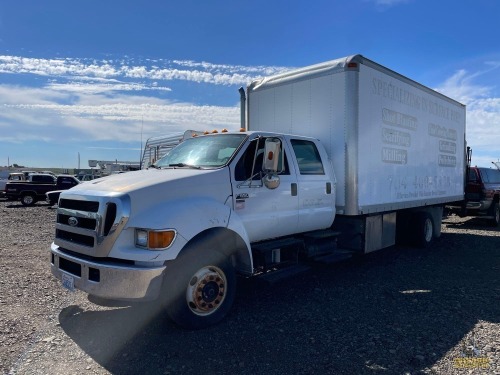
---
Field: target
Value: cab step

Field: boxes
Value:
[311,249,355,264]
[256,264,311,285]
[251,237,304,253]
[251,237,304,270]
[302,229,340,258]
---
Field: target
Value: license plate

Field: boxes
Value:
[62,273,75,291]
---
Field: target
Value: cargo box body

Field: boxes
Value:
[247,54,466,216]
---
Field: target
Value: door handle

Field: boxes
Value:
[291,183,297,196]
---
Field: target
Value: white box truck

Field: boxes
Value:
[245,54,466,251]
[50,55,466,329]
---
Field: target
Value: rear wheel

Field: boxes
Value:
[162,248,236,330]
[21,194,37,206]
[412,212,434,248]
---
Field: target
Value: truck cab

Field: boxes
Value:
[50,131,336,328]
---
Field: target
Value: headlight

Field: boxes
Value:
[136,229,148,247]
[135,229,176,250]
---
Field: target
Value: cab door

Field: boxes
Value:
[289,138,336,231]
[229,135,299,242]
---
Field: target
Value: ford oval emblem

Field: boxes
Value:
[68,217,79,227]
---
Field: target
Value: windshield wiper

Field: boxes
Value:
[168,163,201,169]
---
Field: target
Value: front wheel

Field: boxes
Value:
[162,249,236,330]
[21,194,37,206]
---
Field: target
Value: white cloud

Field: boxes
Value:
[366,0,411,9]
[436,64,500,167]
[374,0,409,5]
[436,69,491,104]
[46,81,172,94]
[0,54,264,155]
[0,54,289,158]
[0,84,240,144]
[0,55,290,88]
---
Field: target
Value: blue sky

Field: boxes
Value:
[0,0,499,169]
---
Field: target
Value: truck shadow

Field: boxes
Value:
[58,230,499,374]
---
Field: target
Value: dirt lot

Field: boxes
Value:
[0,198,498,374]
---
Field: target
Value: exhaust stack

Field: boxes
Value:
[239,87,246,130]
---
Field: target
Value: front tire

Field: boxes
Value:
[21,194,37,206]
[162,249,236,330]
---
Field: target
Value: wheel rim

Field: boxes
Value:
[495,205,500,224]
[424,218,433,243]
[23,196,34,205]
[186,265,227,316]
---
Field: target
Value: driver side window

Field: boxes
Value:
[235,138,289,181]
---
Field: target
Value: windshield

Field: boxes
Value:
[154,133,247,169]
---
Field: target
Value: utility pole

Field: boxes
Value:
[140,116,144,169]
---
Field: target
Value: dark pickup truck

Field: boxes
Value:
[4,174,80,206]
[463,166,500,226]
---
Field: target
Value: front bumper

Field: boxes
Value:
[50,243,166,301]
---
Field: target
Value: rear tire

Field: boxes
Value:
[162,248,236,330]
[21,194,37,206]
[412,212,434,248]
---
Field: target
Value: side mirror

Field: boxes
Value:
[263,138,281,173]
[262,138,282,189]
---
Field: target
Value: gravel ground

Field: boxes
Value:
[0,198,498,375]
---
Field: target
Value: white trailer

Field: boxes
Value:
[245,54,466,250]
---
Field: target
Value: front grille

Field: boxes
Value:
[57,213,97,230]
[57,229,95,247]
[54,195,130,258]
[59,199,99,212]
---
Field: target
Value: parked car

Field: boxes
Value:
[0,171,33,189]
[0,172,33,197]
[4,174,80,206]
[46,190,64,206]
[463,166,500,225]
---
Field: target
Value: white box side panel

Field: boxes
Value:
[248,73,348,209]
[357,64,466,210]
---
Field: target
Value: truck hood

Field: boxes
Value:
[60,168,232,210]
